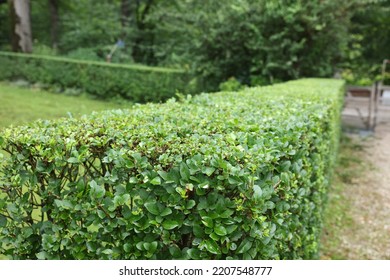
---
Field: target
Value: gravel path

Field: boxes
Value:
[338,124,390,259]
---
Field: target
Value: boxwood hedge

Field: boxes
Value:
[0,79,344,259]
[0,51,197,103]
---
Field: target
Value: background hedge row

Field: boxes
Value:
[0,51,198,103]
[0,79,344,259]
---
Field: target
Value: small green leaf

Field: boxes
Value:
[228,176,241,185]
[180,162,190,181]
[220,209,234,218]
[198,181,209,189]
[114,195,125,206]
[143,242,151,251]
[282,160,291,171]
[243,252,251,260]
[156,215,163,223]
[89,180,105,199]
[102,249,113,255]
[157,170,169,181]
[149,241,158,253]
[210,232,220,241]
[187,248,201,260]
[123,243,132,253]
[230,242,237,251]
[81,241,92,253]
[42,234,55,250]
[265,201,275,209]
[0,215,7,227]
[97,210,106,219]
[67,157,79,164]
[288,149,296,155]
[175,187,186,197]
[160,207,172,217]
[22,228,33,238]
[54,199,73,210]
[237,239,253,254]
[193,224,204,237]
[204,239,220,255]
[162,220,179,230]
[226,224,238,234]
[203,166,215,176]
[197,198,208,210]
[150,177,161,185]
[253,185,263,200]
[144,203,160,215]
[169,244,182,258]
[201,216,214,228]
[186,200,196,209]
[136,241,144,251]
[36,160,46,172]
[214,225,227,236]
[7,203,18,214]
[281,172,290,184]
[192,237,202,246]
[36,252,49,260]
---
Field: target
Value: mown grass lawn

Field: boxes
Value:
[0,82,130,129]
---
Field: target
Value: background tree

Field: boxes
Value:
[9,0,33,53]
[0,0,389,88]
[0,1,10,49]
[58,0,121,56]
[48,0,59,49]
[150,0,355,89]
[119,0,159,64]
[339,0,390,85]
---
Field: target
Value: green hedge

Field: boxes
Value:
[0,79,344,259]
[0,51,197,103]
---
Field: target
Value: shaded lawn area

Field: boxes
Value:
[0,82,130,129]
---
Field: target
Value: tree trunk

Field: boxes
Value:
[49,0,59,49]
[120,0,131,34]
[131,0,155,64]
[9,0,33,53]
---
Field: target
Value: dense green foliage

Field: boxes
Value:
[340,0,390,85]
[0,79,344,259]
[351,1,390,64]
[151,0,354,88]
[2,0,388,89]
[0,51,196,102]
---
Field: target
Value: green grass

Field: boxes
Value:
[0,82,130,129]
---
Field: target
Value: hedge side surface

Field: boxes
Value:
[0,79,344,260]
[0,51,197,103]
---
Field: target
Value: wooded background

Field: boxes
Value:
[1,0,389,90]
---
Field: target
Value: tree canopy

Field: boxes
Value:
[0,0,389,89]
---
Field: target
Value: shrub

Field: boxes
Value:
[340,65,390,86]
[0,51,197,103]
[218,77,243,92]
[0,79,344,259]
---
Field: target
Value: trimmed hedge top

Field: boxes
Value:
[0,51,197,103]
[0,51,185,73]
[0,79,344,259]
